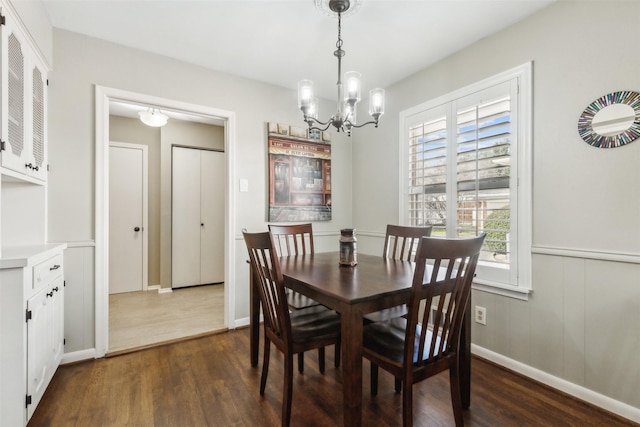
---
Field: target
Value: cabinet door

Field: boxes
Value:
[27,286,52,420]
[0,20,29,174]
[29,60,47,181]
[51,276,64,367]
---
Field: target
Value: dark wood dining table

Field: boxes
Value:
[249,251,472,427]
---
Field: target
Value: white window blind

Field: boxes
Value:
[401,64,532,297]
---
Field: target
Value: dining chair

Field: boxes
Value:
[364,224,433,324]
[383,224,433,261]
[243,230,341,427]
[268,224,320,310]
[268,223,340,373]
[362,233,486,427]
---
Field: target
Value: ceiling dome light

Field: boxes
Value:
[138,108,169,127]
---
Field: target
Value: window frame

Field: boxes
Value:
[399,63,532,299]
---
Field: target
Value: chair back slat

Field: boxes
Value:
[405,234,485,368]
[383,224,433,261]
[269,223,314,257]
[243,230,292,345]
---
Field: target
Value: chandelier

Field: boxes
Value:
[297,0,384,136]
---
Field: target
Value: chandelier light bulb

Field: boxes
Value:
[369,88,385,117]
[298,80,314,110]
[344,71,361,104]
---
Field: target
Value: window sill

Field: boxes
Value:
[472,279,531,301]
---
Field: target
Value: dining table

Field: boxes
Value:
[248,251,472,427]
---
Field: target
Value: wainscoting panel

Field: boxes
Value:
[63,244,95,353]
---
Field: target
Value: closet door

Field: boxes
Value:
[171,147,202,288]
[200,150,224,284]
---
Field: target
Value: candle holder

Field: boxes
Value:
[339,228,357,266]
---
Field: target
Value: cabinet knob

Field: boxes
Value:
[47,291,54,298]
[50,265,60,271]
[134,227,141,232]
[53,287,59,292]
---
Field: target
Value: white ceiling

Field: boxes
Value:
[40,0,556,103]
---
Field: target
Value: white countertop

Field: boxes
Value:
[0,243,68,269]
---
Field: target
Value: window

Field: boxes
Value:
[400,63,532,298]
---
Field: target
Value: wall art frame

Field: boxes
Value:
[267,123,332,222]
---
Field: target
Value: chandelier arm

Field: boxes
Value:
[348,119,380,129]
[305,115,333,127]
[309,122,333,132]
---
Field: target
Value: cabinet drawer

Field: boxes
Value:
[33,254,63,289]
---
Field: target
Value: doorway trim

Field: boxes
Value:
[109,141,149,292]
[95,85,237,358]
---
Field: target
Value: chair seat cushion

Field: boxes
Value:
[286,290,321,310]
[290,305,340,343]
[363,317,443,364]
[363,304,409,323]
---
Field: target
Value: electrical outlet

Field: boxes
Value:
[474,306,487,325]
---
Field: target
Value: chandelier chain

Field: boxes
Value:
[336,13,343,50]
[335,12,343,88]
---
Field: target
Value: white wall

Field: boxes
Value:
[352,0,640,416]
[47,29,353,352]
[9,0,52,66]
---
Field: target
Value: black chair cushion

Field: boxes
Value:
[290,305,340,343]
[363,317,443,364]
[286,290,321,310]
[363,304,409,323]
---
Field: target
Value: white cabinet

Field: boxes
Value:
[0,4,48,183]
[0,244,65,426]
[171,147,224,288]
[26,270,63,419]
[0,4,57,425]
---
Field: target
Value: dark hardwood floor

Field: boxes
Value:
[29,327,636,427]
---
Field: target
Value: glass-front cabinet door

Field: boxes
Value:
[0,7,48,183]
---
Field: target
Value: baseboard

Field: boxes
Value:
[147,285,160,291]
[471,344,640,424]
[234,317,250,328]
[61,348,96,365]
[158,287,173,294]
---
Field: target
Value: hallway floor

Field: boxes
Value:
[108,284,225,354]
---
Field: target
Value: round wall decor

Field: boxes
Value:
[577,90,640,148]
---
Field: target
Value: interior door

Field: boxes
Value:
[200,150,225,283]
[172,146,202,288]
[109,143,147,294]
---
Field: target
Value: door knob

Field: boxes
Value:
[134,227,141,232]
